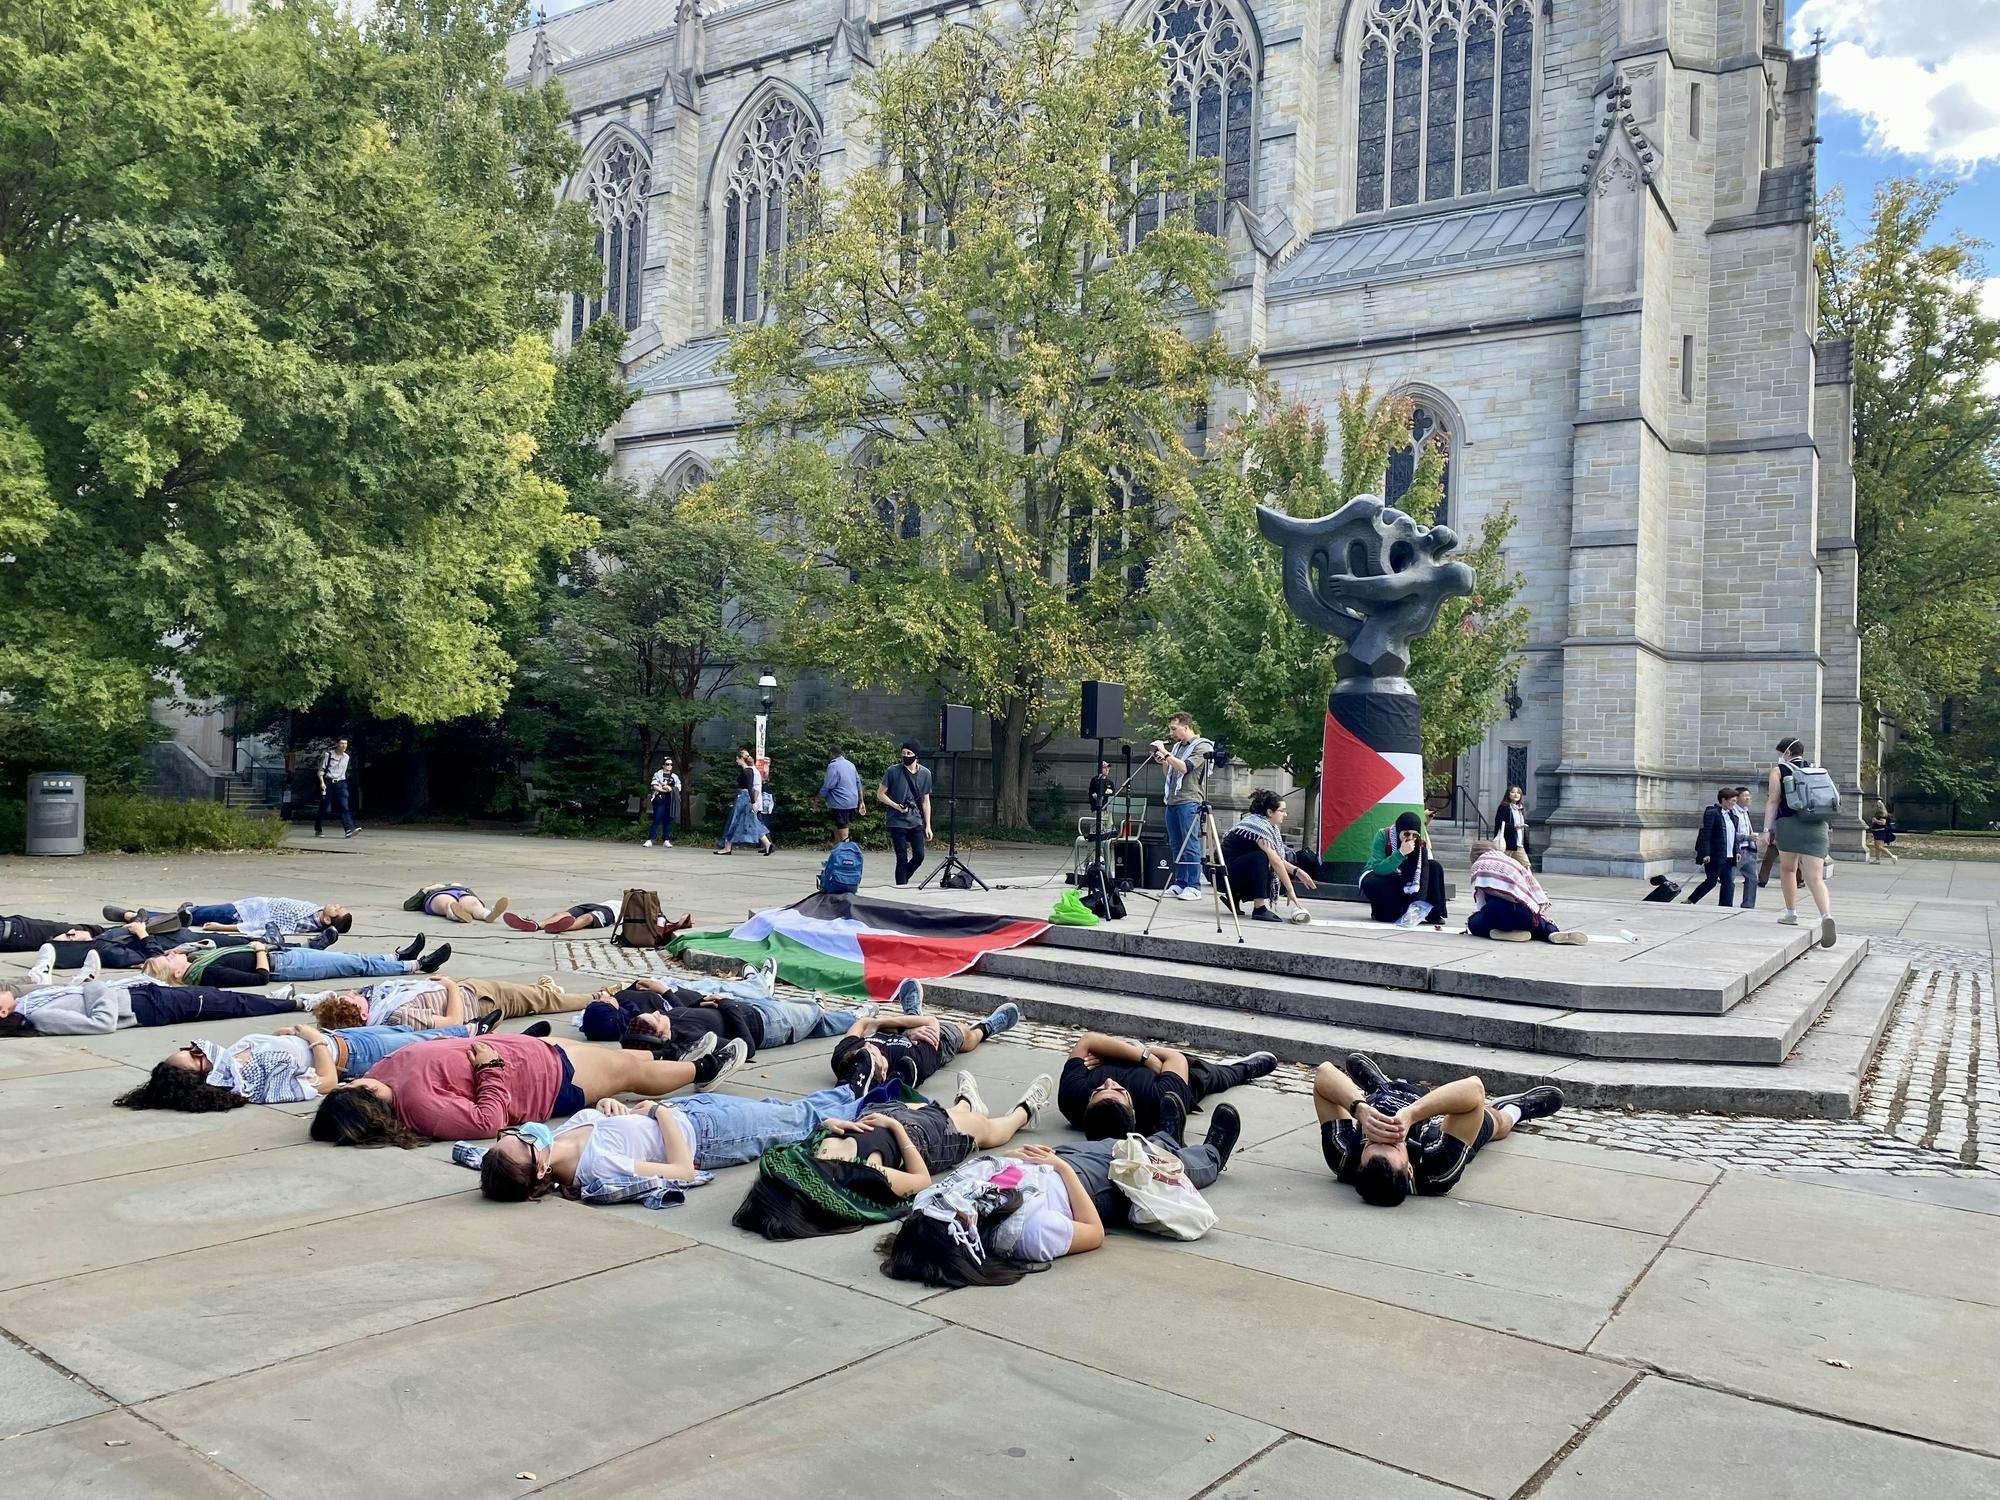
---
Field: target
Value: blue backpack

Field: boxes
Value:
[819,840,864,894]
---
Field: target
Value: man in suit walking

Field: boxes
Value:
[1730,786,1759,910]
[1684,786,1737,906]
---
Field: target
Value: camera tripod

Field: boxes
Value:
[1142,799,1244,942]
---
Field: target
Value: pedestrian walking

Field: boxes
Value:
[645,755,681,848]
[1730,787,1759,909]
[877,740,934,884]
[1490,784,1531,869]
[315,738,358,838]
[819,745,863,843]
[1684,787,1738,906]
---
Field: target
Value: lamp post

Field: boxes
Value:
[754,672,777,785]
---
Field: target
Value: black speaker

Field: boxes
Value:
[939,703,974,754]
[1081,680,1124,740]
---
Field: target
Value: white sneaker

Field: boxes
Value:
[1777,910,1801,926]
[853,1001,879,1023]
[1011,1072,1055,1126]
[27,943,54,987]
[269,984,297,1004]
[953,1069,989,1116]
[643,839,654,848]
[76,950,102,983]
[757,958,780,994]
[1163,884,1185,900]
[661,840,674,849]
[1174,885,1204,902]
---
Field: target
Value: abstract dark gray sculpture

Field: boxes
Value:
[1256,496,1475,683]
[1256,496,1475,876]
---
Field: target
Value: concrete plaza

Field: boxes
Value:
[2,828,1996,1498]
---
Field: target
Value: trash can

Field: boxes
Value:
[26,772,85,856]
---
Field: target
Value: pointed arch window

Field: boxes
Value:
[1355,0,1535,214]
[720,94,821,325]
[571,140,649,340]
[1384,402,1451,531]
[1131,0,1260,245]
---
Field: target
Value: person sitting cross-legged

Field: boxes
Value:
[1058,1030,1275,1140]
[1465,840,1588,944]
[1313,1052,1561,1207]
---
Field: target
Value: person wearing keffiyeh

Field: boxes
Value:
[1466,841,1588,944]
[1360,812,1449,927]
[1220,789,1319,923]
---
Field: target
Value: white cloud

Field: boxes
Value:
[1793,0,2000,166]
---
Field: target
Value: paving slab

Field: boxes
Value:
[929,1241,1629,1497]
[1593,1249,2000,1455]
[0,1194,691,1403]
[0,1142,469,1290]
[536,1325,1277,1498]
[3,1410,260,1500]
[0,1038,125,1082]
[1192,1160,1661,1347]
[1202,1437,1469,1500]
[1671,1171,2000,1305]
[140,1249,939,1498]
[1774,1169,2000,1217]
[1537,1375,2000,1499]
[0,1063,307,1198]
[0,1335,110,1438]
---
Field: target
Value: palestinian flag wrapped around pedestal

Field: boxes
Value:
[667,892,1048,1001]
[1319,689,1426,881]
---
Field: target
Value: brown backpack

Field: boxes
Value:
[615,888,666,948]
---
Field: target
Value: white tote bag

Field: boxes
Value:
[1108,1134,1218,1240]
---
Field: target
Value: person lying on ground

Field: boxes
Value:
[0,977,303,1036]
[142,938,447,990]
[502,900,691,936]
[114,1018,495,1110]
[104,897,352,942]
[1465,841,1588,945]
[401,883,509,924]
[874,1094,1240,1289]
[1059,1030,1275,1140]
[1312,1052,1562,1207]
[1359,812,1449,928]
[24,922,334,986]
[829,999,1023,1093]
[475,1076,886,1203]
[587,962,888,1056]
[575,960,786,1041]
[733,1071,1055,1239]
[309,1032,747,1146]
[316,974,598,1034]
[1,908,187,952]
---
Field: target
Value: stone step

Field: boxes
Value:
[1033,913,1823,1014]
[928,953,1911,1118]
[966,935,1868,1064]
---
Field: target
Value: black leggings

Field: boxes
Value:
[1361,859,1448,924]
[1221,843,1274,905]
[0,915,99,951]
[1186,1054,1263,1103]
[127,984,299,1028]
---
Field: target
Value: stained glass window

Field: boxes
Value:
[570,140,648,338]
[720,95,820,325]
[1383,402,1451,531]
[1355,1,1535,211]
[1132,1,1260,245]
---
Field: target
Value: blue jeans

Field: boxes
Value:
[738,996,858,1046]
[648,793,675,842]
[1735,856,1758,909]
[186,903,242,926]
[1467,895,1558,940]
[316,780,355,835]
[1163,802,1202,889]
[336,1024,468,1077]
[270,950,413,981]
[675,1085,864,1169]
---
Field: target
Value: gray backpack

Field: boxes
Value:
[1780,761,1841,823]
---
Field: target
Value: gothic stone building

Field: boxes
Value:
[509,0,1861,876]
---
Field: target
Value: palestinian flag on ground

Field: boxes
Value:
[667,893,1048,1000]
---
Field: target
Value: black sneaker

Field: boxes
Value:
[1157,1090,1188,1145]
[673,1032,719,1067]
[1345,1053,1391,1094]
[395,934,424,962]
[694,1037,748,1087]
[474,1008,503,1035]
[1491,1085,1563,1125]
[889,1055,920,1091]
[417,943,451,973]
[1250,907,1283,923]
[309,926,339,951]
[844,1059,876,1098]
[522,1020,553,1038]
[1221,1049,1278,1080]
[1204,1103,1242,1171]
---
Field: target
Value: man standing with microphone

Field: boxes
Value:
[1153,712,1212,901]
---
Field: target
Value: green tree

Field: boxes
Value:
[0,0,597,772]
[1144,392,1527,797]
[525,474,792,820]
[1817,179,2000,802]
[723,4,1254,828]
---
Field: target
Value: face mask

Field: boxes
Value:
[901,753,917,764]
[508,1122,553,1151]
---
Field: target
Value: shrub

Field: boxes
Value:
[0,793,289,855]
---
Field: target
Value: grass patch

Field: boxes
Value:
[0,793,289,855]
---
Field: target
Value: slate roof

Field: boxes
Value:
[629,335,731,391]
[1271,193,1587,298]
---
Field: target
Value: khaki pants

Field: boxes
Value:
[1507,848,1532,872]
[455,976,590,1017]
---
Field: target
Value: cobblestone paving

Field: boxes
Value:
[561,938,2000,1179]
